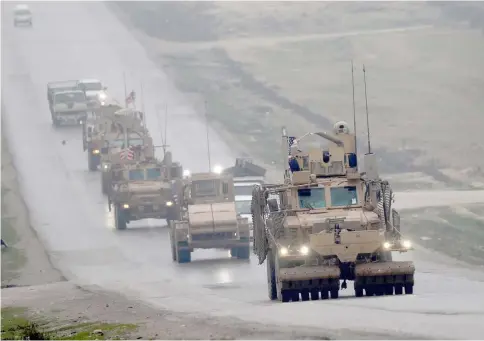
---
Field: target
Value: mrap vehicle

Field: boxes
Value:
[251,121,415,302]
[13,4,32,27]
[170,170,251,263]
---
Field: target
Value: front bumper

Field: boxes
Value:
[124,204,170,220]
[54,112,87,125]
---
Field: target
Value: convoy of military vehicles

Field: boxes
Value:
[46,77,415,302]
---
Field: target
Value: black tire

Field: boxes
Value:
[170,231,177,261]
[87,151,97,171]
[101,175,110,194]
[266,250,277,300]
[114,204,127,230]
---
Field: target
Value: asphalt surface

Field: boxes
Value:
[2,2,484,339]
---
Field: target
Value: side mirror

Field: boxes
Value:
[101,147,108,154]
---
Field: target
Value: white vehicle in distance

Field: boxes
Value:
[51,90,89,127]
[234,182,260,197]
[77,79,108,105]
[13,4,32,27]
[235,195,252,228]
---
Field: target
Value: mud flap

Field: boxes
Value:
[108,196,112,212]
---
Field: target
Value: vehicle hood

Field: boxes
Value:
[85,90,102,99]
[240,214,253,224]
[15,14,31,19]
[119,181,171,194]
[188,202,238,228]
[54,102,87,112]
[290,209,381,233]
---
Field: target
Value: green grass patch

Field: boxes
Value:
[1,307,138,340]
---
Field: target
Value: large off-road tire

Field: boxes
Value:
[170,230,177,261]
[52,117,60,127]
[266,250,277,300]
[114,204,127,230]
[176,243,191,264]
[101,174,110,195]
[87,151,98,171]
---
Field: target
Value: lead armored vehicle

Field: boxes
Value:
[107,150,184,230]
[170,170,251,263]
[251,121,415,302]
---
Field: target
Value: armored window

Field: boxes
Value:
[235,200,252,215]
[330,186,358,207]
[192,180,219,197]
[81,82,102,91]
[234,185,255,196]
[146,168,162,180]
[127,138,143,147]
[222,182,229,194]
[128,169,145,181]
[15,9,31,15]
[55,92,85,103]
[297,187,326,209]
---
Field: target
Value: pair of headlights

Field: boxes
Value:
[279,245,309,257]
[122,201,173,209]
[383,240,412,250]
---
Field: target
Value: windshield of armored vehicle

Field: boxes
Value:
[330,186,358,206]
[109,139,144,148]
[128,169,144,181]
[298,187,326,209]
[15,9,31,15]
[146,168,162,180]
[82,82,102,91]
[192,179,220,197]
[235,200,251,214]
[234,185,255,196]
[55,92,85,103]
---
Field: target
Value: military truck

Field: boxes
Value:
[169,171,251,263]
[98,108,150,192]
[107,151,184,230]
[82,101,124,171]
[50,90,90,126]
[251,121,415,302]
[47,80,79,110]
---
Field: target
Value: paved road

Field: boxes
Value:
[2,2,484,338]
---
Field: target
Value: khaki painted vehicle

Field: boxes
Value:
[169,171,251,263]
[81,101,125,171]
[98,108,150,193]
[251,121,415,302]
[107,151,184,230]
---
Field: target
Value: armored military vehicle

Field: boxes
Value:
[107,151,184,230]
[251,121,415,302]
[97,108,150,192]
[169,170,251,263]
[81,101,124,171]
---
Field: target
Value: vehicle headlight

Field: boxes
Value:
[402,240,412,249]
[299,245,309,256]
[383,242,392,249]
[183,169,190,177]
[98,92,107,100]
[212,165,223,174]
[279,247,289,256]
[92,149,100,154]
[166,201,173,207]
[122,204,129,209]
[103,163,110,170]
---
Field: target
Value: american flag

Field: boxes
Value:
[125,90,136,105]
[288,136,296,155]
[120,147,134,160]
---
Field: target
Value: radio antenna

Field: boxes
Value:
[204,100,212,171]
[140,81,147,127]
[164,104,169,155]
[123,72,128,107]
[363,64,372,154]
[351,60,358,163]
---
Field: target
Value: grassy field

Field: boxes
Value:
[112,1,484,186]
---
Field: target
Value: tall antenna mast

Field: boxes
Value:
[363,64,372,154]
[204,100,212,171]
[140,81,147,127]
[164,104,169,155]
[123,72,128,107]
[351,60,358,163]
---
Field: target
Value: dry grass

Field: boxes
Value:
[111,1,484,183]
